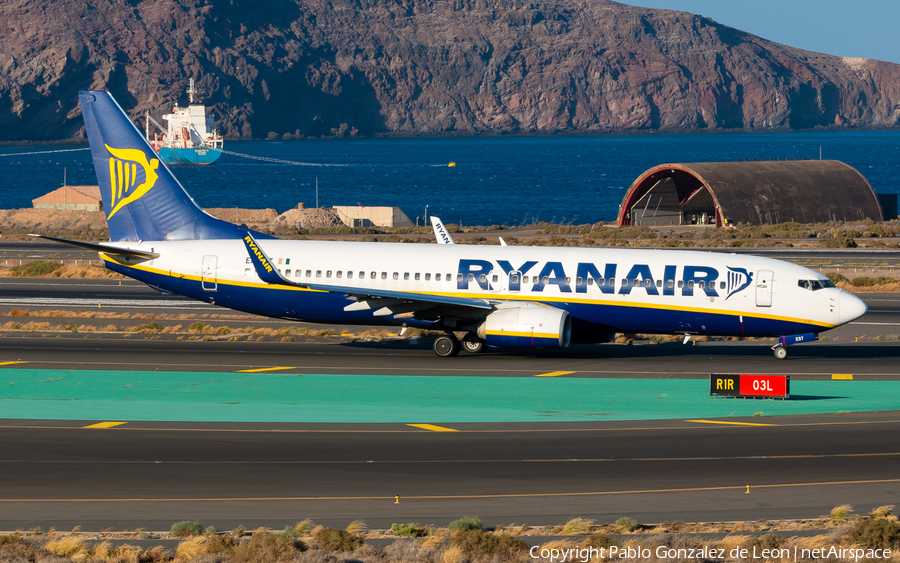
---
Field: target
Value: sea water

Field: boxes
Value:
[1,130,898,226]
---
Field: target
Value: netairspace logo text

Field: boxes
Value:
[529,545,893,563]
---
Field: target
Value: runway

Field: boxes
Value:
[2,415,899,531]
[2,278,900,531]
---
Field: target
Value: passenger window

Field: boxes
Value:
[285,269,291,276]
[656,279,662,288]
[644,279,652,288]
[523,276,529,284]
[688,280,695,289]
[667,279,674,289]
[468,274,475,282]
[565,277,571,284]
[392,272,399,280]
[306,270,312,277]
[403,273,409,280]
[621,279,628,287]
[436,273,442,281]
[370,272,376,279]
[326,270,332,278]
[698,280,705,289]
[381,272,387,279]
[598,278,604,286]
[478,274,486,283]
[719,281,726,289]
[415,273,420,280]
[425,273,431,281]
[316,270,322,278]
[492,275,498,283]
[587,277,593,286]
[510,274,519,284]
[447,273,451,280]
[347,271,353,279]
[337,271,342,278]
[678,280,684,288]
[576,277,583,285]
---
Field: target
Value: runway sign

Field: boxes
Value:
[710,374,790,399]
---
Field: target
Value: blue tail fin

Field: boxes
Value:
[79,91,248,242]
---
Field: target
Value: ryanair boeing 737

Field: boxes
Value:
[35,92,868,358]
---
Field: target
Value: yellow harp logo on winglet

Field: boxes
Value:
[104,144,160,220]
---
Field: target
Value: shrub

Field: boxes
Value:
[831,504,854,521]
[561,518,595,535]
[204,525,217,536]
[391,522,427,537]
[580,535,617,549]
[232,528,299,563]
[189,322,207,332]
[450,529,527,558]
[170,520,204,537]
[449,516,483,531]
[847,517,900,549]
[205,534,237,554]
[312,527,361,552]
[10,261,62,277]
[0,532,37,561]
[233,525,247,538]
[615,517,639,532]
[827,272,849,285]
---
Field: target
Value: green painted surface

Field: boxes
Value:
[1,369,898,423]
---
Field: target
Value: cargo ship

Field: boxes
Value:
[145,79,223,165]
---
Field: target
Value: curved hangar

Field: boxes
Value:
[617,160,883,227]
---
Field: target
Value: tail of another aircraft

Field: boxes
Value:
[79,91,248,242]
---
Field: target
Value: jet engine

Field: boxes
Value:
[476,305,572,348]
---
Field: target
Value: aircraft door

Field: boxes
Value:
[508,270,522,292]
[756,270,773,307]
[202,255,218,291]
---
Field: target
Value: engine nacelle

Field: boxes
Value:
[477,305,572,349]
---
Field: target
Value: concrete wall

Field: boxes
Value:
[332,206,414,227]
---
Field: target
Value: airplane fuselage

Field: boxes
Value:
[102,240,856,339]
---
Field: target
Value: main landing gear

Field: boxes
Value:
[433,334,460,357]
[433,333,486,357]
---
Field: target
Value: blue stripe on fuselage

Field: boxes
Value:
[105,260,825,337]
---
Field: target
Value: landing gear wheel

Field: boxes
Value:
[433,334,460,357]
[773,345,789,360]
[462,333,486,353]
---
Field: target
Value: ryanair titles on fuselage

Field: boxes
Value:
[457,259,754,299]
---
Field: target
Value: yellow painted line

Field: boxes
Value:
[407,424,459,432]
[832,374,854,380]
[0,361,27,366]
[237,367,296,373]
[534,371,576,378]
[83,422,128,429]
[5,478,900,503]
[686,419,774,427]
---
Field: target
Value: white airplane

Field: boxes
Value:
[35,91,868,358]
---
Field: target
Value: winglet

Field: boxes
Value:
[242,231,302,287]
[430,216,455,245]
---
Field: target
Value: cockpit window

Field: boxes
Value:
[798,279,836,291]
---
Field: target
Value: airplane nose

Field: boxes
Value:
[839,291,867,324]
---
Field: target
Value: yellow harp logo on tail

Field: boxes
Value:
[104,144,160,220]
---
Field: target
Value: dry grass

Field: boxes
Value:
[0,265,124,279]
[560,518,595,535]
[174,536,207,562]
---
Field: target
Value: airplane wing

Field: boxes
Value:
[28,234,160,260]
[241,231,493,316]
[430,216,455,244]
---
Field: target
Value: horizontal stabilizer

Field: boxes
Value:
[28,234,160,259]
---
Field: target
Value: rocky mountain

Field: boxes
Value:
[1,0,898,140]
